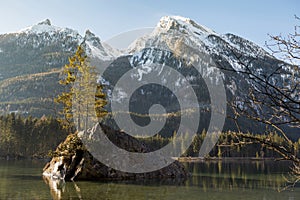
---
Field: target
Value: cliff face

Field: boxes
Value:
[42,124,188,181]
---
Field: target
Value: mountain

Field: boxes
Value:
[0,19,115,116]
[0,17,297,136]
[101,16,295,135]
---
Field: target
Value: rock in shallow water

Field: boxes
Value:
[42,123,188,181]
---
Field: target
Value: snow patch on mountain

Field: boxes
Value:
[102,42,122,57]
[85,41,111,61]
[222,33,272,58]
[129,48,173,67]
[0,48,3,53]
[25,23,60,34]
[227,80,237,95]
[136,64,153,81]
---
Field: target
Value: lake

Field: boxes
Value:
[0,159,299,199]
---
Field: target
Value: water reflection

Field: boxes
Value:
[183,160,290,191]
[43,176,66,200]
[43,161,300,200]
[43,174,187,200]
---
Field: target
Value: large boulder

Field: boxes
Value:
[42,123,188,181]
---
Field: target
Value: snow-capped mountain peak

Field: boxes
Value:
[37,19,52,26]
[7,19,118,62]
[17,19,80,39]
[84,29,101,46]
[82,29,116,60]
[128,15,218,53]
[157,16,216,36]
[128,15,273,66]
[18,19,60,34]
[84,29,97,41]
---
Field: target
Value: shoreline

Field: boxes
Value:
[174,157,284,162]
[1,156,283,162]
[0,156,50,161]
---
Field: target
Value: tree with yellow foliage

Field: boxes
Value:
[55,46,107,132]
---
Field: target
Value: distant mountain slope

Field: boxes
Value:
[0,70,61,116]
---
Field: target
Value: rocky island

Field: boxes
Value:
[42,123,188,181]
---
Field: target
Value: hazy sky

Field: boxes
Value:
[0,0,299,47]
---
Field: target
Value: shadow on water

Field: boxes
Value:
[42,160,300,200]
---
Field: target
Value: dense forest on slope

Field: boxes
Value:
[0,70,63,117]
[139,130,300,158]
[0,113,299,159]
[0,113,68,158]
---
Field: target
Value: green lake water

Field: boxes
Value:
[0,160,299,199]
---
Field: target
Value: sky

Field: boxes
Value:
[0,0,299,48]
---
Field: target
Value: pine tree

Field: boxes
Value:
[55,46,107,132]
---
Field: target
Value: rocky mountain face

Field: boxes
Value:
[0,17,297,135]
[0,19,114,116]
[101,16,295,135]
